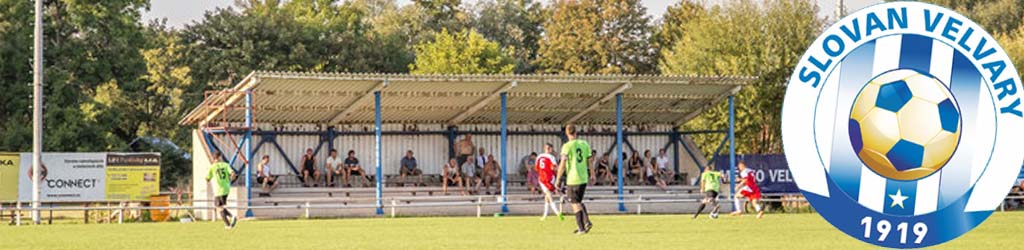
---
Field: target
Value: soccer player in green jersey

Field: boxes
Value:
[206,151,238,229]
[555,124,593,235]
[693,164,723,219]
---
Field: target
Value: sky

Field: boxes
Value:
[143,0,884,28]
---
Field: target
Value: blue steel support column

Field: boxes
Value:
[244,91,254,217]
[375,91,384,215]
[616,93,626,212]
[728,96,737,199]
[671,131,680,178]
[500,92,509,214]
[447,126,457,159]
[327,126,335,151]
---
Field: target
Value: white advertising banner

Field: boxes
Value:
[18,153,107,201]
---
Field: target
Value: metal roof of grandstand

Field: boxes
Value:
[179,71,754,126]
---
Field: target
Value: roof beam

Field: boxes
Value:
[200,72,260,125]
[676,85,742,126]
[448,81,518,125]
[564,83,632,124]
[329,80,389,124]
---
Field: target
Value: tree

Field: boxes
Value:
[472,0,545,73]
[919,0,1023,77]
[139,22,194,149]
[921,0,1023,35]
[410,28,514,74]
[0,0,153,152]
[654,0,705,57]
[661,0,824,156]
[416,0,471,33]
[536,0,657,74]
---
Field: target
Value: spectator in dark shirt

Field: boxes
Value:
[400,150,422,185]
[596,152,614,185]
[343,150,371,187]
[300,148,321,187]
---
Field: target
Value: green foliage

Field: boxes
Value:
[918,0,1024,74]
[920,0,1023,35]
[654,0,705,61]
[661,0,823,156]
[472,0,546,73]
[536,0,657,74]
[410,28,514,74]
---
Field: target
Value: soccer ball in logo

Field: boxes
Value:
[848,69,962,181]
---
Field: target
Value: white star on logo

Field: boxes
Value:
[889,189,908,209]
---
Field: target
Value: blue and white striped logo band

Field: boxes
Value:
[782,2,1023,248]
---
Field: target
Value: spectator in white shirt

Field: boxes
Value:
[656,148,675,184]
[324,149,342,187]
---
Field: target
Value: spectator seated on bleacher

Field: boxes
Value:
[519,152,538,193]
[643,150,667,189]
[463,159,481,194]
[400,150,423,185]
[301,148,322,187]
[256,155,279,196]
[656,149,675,184]
[443,158,466,195]
[628,151,643,184]
[595,152,614,185]
[482,154,501,195]
[1006,179,1024,210]
[344,150,371,187]
[325,149,343,187]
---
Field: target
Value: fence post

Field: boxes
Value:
[118,202,124,224]
[476,196,483,218]
[636,196,643,215]
[305,202,311,219]
[84,203,89,224]
[15,201,21,226]
[391,199,397,218]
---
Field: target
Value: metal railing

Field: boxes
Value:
[6,194,1023,226]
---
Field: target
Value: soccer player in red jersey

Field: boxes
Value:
[536,143,563,221]
[731,162,765,218]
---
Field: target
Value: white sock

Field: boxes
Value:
[549,201,561,215]
[754,202,762,212]
[734,198,743,211]
[543,201,549,218]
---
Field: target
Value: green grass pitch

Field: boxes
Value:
[2,212,1022,249]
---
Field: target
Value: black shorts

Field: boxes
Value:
[350,169,363,176]
[215,195,228,207]
[567,184,587,203]
[257,176,275,185]
[456,155,470,166]
[703,190,719,200]
[303,167,316,174]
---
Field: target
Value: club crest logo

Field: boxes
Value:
[782,2,1023,248]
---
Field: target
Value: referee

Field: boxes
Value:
[556,124,593,235]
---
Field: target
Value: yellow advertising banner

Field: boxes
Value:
[105,153,161,200]
[0,153,19,201]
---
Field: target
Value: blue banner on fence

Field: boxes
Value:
[714,154,798,194]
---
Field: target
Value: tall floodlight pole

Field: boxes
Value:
[31,0,44,225]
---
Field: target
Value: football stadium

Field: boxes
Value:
[1,0,1023,249]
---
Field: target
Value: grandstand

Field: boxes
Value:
[179,72,754,220]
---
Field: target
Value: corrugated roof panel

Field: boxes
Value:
[181,72,753,126]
